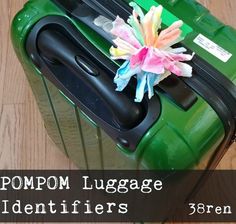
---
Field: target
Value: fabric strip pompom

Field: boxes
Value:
[94,2,194,102]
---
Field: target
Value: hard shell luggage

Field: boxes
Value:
[11,0,236,170]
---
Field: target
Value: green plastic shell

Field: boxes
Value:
[11,0,228,170]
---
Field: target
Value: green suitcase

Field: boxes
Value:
[11,0,236,170]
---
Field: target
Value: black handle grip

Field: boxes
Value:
[37,29,144,128]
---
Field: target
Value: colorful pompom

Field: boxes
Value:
[96,2,194,102]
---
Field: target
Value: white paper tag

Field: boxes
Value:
[194,34,232,63]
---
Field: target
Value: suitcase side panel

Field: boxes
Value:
[11,0,99,168]
[12,0,226,170]
[11,0,137,169]
[43,79,88,168]
[11,0,70,155]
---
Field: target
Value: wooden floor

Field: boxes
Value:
[0,0,235,171]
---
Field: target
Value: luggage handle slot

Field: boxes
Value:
[158,75,198,111]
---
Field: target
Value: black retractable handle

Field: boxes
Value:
[26,16,161,150]
[37,29,144,128]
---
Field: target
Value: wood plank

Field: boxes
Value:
[0,104,24,169]
[0,0,27,105]
[198,0,236,28]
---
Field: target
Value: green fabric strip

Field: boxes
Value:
[132,0,193,37]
